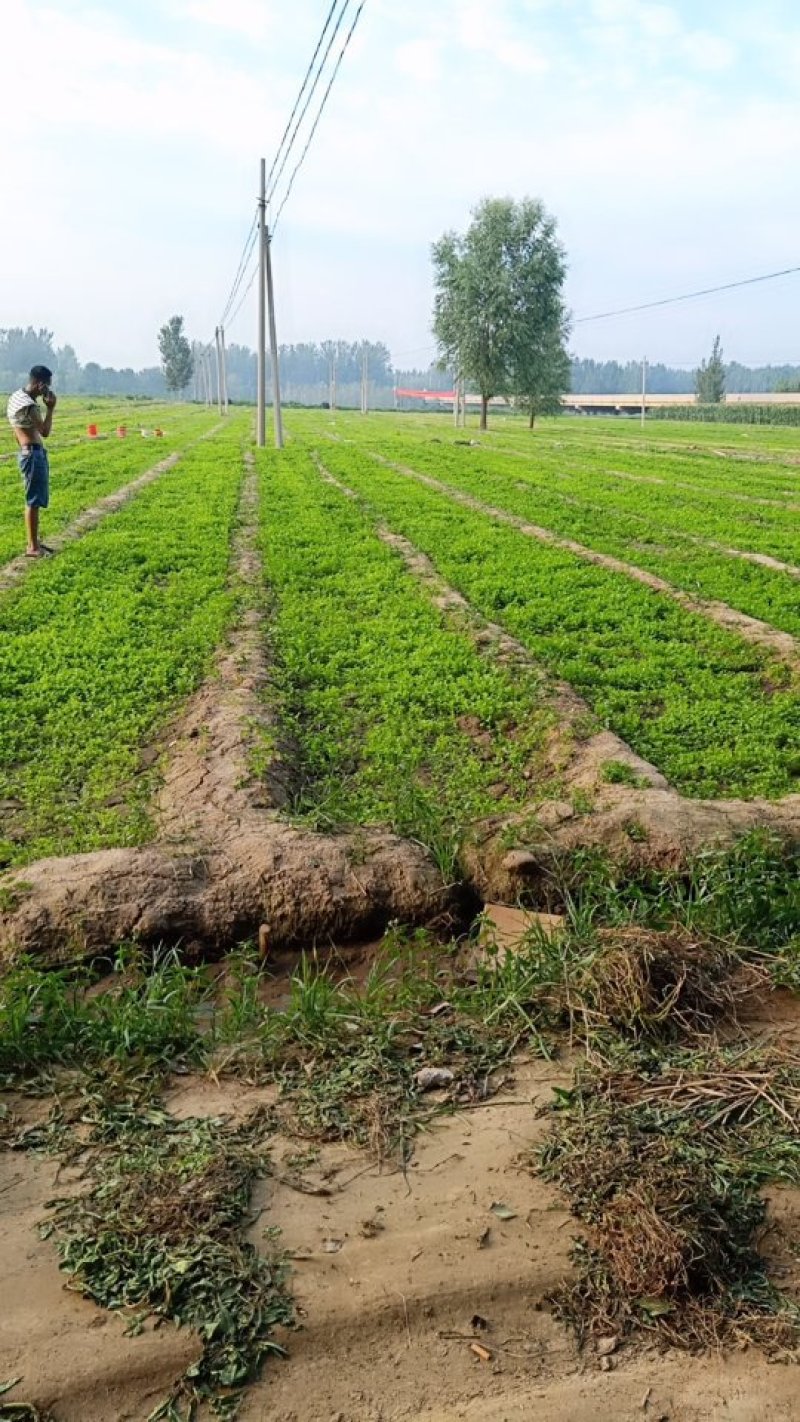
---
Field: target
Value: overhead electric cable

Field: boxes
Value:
[220,211,259,326]
[264,0,342,198]
[226,253,260,332]
[573,264,800,324]
[272,0,367,232]
[265,0,353,208]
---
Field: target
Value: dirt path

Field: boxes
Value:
[374,453,800,670]
[5,1057,798,1421]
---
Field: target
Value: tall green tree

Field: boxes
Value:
[158,315,194,396]
[432,197,569,430]
[515,330,572,427]
[695,334,726,404]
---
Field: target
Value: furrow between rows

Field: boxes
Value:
[373,452,800,671]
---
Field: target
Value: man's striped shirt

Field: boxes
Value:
[7,389,39,432]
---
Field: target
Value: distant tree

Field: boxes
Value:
[83,361,102,394]
[55,343,81,393]
[695,335,726,404]
[775,378,800,394]
[158,315,194,396]
[0,326,57,387]
[432,197,569,430]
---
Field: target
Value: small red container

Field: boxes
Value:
[116,425,127,438]
[87,423,98,437]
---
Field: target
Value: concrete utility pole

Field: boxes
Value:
[329,351,337,412]
[453,371,460,428]
[641,356,648,428]
[219,325,229,415]
[257,158,267,448]
[211,339,221,412]
[214,327,224,417]
[264,226,284,449]
[204,349,214,408]
[360,347,369,415]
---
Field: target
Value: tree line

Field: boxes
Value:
[3,313,797,407]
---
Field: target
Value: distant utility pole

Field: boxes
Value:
[214,327,224,417]
[219,325,229,415]
[257,158,267,448]
[329,351,337,411]
[204,349,214,408]
[210,339,221,412]
[641,355,648,428]
[453,371,460,428]
[360,347,369,414]
[264,226,284,448]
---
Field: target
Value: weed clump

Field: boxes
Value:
[541,1048,800,1353]
[571,927,770,1042]
[46,1102,292,1421]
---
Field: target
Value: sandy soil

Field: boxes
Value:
[4,1052,800,1422]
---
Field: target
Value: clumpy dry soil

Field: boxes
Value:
[4,1056,800,1422]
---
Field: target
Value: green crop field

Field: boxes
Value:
[6,399,800,1420]
[3,401,800,875]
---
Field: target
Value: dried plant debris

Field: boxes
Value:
[540,1046,800,1353]
[570,927,771,1043]
[44,1102,292,1421]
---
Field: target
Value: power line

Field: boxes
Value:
[573,264,800,324]
[272,0,367,232]
[226,252,260,333]
[219,211,259,326]
[391,262,800,363]
[264,0,343,199]
[266,0,353,209]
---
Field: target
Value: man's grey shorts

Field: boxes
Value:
[17,446,49,509]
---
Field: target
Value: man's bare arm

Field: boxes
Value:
[41,392,56,437]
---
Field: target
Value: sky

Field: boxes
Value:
[2,0,799,372]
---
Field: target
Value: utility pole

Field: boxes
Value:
[329,350,338,412]
[219,325,229,415]
[204,349,214,408]
[453,370,460,428]
[361,347,369,415]
[641,355,648,428]
[264,225,284,448]
[211,338,221,413]
[214,327,224,417]
[257,157,267,448]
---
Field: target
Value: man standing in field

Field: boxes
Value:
[6,364,57,558]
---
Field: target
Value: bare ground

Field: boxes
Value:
[5,1050,800,1422]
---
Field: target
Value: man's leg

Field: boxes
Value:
[25,503,39,554]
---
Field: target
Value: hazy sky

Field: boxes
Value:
[3,0,798,370]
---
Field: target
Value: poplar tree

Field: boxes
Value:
[695,335,726,404]
[158,315,194,396]
[432,197,570,430]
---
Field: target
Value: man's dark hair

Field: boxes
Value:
[29,364,53,383]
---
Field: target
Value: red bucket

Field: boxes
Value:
[87,424,98,438]
[116,425,127,438]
